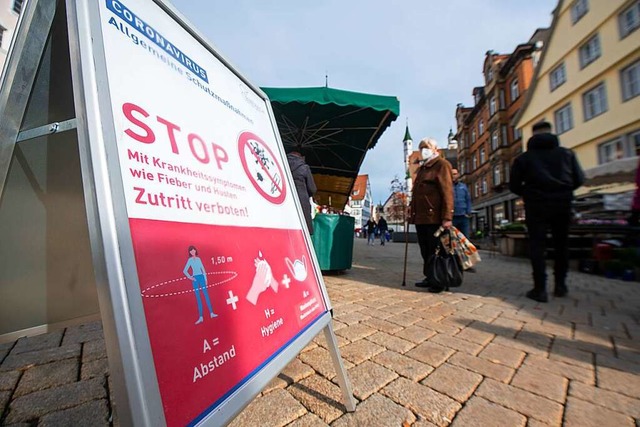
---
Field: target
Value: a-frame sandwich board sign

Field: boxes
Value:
[0,0,356,425]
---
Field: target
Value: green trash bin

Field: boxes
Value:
[311,214,355,271]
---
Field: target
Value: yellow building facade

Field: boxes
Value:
[517,0,640,193]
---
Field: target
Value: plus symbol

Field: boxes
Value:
[226,290,239,310]
[281,274,291,289]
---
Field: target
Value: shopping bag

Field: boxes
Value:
[427,229,463,289]
[444,226,481,270]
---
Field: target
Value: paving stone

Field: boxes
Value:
[313,333,349,349]
[421,363,483,402]
[332,393,416,427]
[569,381,640,418]
[286,412,329,427]
[523,354,595,385]
[490,317,525,337]
[454,324,495,346]
[412,420,438,427]
[5,377,105,423]
[12,331,63,355]
[430,333,484,355]
[298,347,353,380]
[597,365,640,399]
[379,305,413,315]
[564,396,635,427]
[385,313,422,327]
[365,332,415,354]
[38,399,109,427]
[382,377,461,427]
[450,396,526,427]
[338,340,385,365]
[478,342,525,368]
[405,342,455,368]
[361,318,404,334]
[491,336,548,356]
[278,358,315,385]
[263,375,288,394]
[596,354,640,375]
[61,321,104,345]
[414,319,461,335]
[476,378,563,425]
[0,370,20,391]
[14,359,78,397]
[288,375,346,424]
[0,390,11,418]
[372,350,433,381]
[548,342,593,368]
[447,352,515,383]
[510,364,568,403]
[0,345,81,372]
[334,324,376,342]
[333,311,372,326]
[82,339,106,363]
[81,358,109,381]
[394,325,437,344]
[344,361,397,400]
[229,388,307,427]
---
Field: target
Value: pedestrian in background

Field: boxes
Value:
[365,218,377,245]
[287,148,317,235]
[510,121,584,303]
[452,168,472,237]
[378,216,389,245]
[409,137,454,292]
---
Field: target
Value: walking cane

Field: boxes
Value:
[401,206,409,286]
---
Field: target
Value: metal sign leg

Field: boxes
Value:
[323,322,356,412]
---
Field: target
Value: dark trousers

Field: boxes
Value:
[525,205,572,292]
[416,224,440,278]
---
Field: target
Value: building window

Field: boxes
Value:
[501,125,508,146]
[619,0,640,38]
[472,130,476,144]
[598,138,625,164]
[472,154,477,170]
[493,165,501,186]
[632,130,640,156]
[12,0,23,14]
[460,162,465,175]
[571,0,589,24]
[510,79,519,102]
[481,177,488,194]
[621,60,640,101]
[489,96,496,116]
[479,120,484,135]
[554,103,574,134]
[549,63,567,91]
[487,67,494,83]
[0,26,5,49]
[583,82,608,121]
[503,161,511,183]
[512,126,522,140]
[474,182,480,198]
[480,147,486,164]
[491,131,499,151]
[579,34,601,69]
[499,89,506,110]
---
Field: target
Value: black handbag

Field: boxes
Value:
[426,230,463,289]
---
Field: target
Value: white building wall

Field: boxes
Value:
[0,0,21,75]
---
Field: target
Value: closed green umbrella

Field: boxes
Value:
[262,86,399,210]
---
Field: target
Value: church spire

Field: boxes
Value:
[403,121,412,142]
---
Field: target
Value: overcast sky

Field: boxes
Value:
[169,0,557,205]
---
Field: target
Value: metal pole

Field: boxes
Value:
[402,200,408,286]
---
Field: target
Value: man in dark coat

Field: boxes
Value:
[287,150,317,235]
[377,216,389,245]
[510,121,584,302]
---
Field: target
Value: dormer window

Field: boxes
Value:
[487,67,494,83]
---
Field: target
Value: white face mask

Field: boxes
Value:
[421,148,434,160]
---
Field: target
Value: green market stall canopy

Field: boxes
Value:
[262,86,399,210]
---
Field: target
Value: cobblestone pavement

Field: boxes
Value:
[1,237,639,426]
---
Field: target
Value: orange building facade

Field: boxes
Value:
[454,30,548,233]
